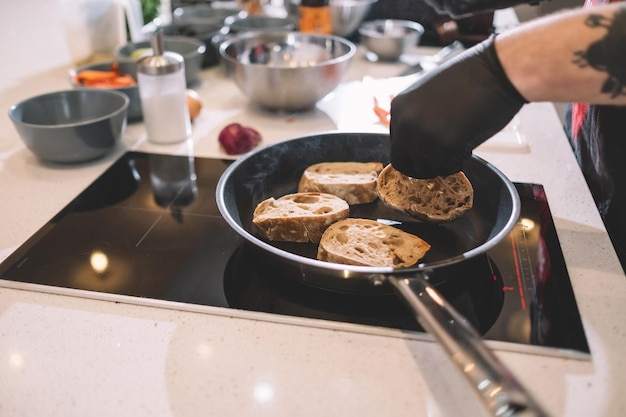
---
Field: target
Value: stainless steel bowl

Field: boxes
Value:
[219,31,355,111]
[69,60,142,122]
[173,4,245,32]
[329,0,378,37]
[9,90,129,163]
[287,0,378,36]
[359,19,424,62]
[225,14,297,33]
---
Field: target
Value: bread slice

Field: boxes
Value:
[376,164,474,223]
[317,218,430,268]
[252,192,350,243]
[298,162,384,205]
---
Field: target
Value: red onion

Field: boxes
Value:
[218,123,262,155]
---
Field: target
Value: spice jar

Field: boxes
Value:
[298,0,332,34]
[137,30,191,144]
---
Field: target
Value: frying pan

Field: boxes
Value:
[216,132,550,417]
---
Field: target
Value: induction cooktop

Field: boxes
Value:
[0,151,590,359]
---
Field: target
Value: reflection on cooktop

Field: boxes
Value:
[1,152,240,306]
[224,242,504,335]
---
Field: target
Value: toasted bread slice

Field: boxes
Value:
[317,218,430,268]
[376,164,473,223]
[252,192,350,243]
[298,162,384,205]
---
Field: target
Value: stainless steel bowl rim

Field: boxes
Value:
[218,31,357,67]
[224,13,297,26]
[289,0,377,6]
[9,89,130,128]
[359,19,426,36]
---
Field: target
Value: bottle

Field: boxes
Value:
[137,30,191,144]
[298,0,332,35]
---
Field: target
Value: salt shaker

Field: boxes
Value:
[137,30,191,144]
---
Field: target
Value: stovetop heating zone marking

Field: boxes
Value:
[511,221,538,311]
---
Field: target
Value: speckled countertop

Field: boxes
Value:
[2,2,626,417]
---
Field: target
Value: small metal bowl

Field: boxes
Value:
[114,36,206,86]
[287,0,378,37]
[9,90,129,163]
[219,31,356,111]
[330,0,378,37]
[69,60,142,122]
[359,19,425,62]
[173,3,244,31]
[225,14,297,33]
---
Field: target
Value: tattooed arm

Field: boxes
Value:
[497,3,626,104]
[388,3,626,179]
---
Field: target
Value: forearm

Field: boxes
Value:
[495,3,626,104]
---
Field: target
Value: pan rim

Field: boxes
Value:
[215,132,521,276]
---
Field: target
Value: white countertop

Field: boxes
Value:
[2,2,626,416]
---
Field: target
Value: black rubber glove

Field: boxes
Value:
[389,35,527,179]
[424,0,539,18]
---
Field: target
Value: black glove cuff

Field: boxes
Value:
[481,34,529,105]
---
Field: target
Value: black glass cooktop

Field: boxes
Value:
[0,151,589,357]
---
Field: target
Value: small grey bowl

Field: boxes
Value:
[156,22,225,68]
[69,60,142,122]
[114,36,206,86]
[9,89,129,163]
[219,31,355,111]
[359,19,425,62]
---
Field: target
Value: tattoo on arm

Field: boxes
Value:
[572,5,626,98]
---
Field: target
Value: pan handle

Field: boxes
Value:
[387,274,551,417]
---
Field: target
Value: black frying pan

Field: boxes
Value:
[216,132,549,417]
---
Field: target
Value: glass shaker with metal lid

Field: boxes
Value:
[137,30,191,144]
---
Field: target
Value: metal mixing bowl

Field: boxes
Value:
[225,14,297,33]
[173,3,244,32]
[219,31,355,111]
[329,0,378,36]
[359,19,425,62]
[287,0,377,36]
[9,90,129,163]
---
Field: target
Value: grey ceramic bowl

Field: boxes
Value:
[359,19,425,62]
[219,31,355,111]
[69,60,142,122]
[9,89,129,163]
[114,36,206,86]
[156,22,225,68]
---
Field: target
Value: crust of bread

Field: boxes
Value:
[376,164,474,223]
[317,218,430,268]
[252,192,350,243]
[298,162,384,205]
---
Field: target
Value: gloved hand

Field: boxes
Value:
[389,35,527,179]
[424,0,538,18]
